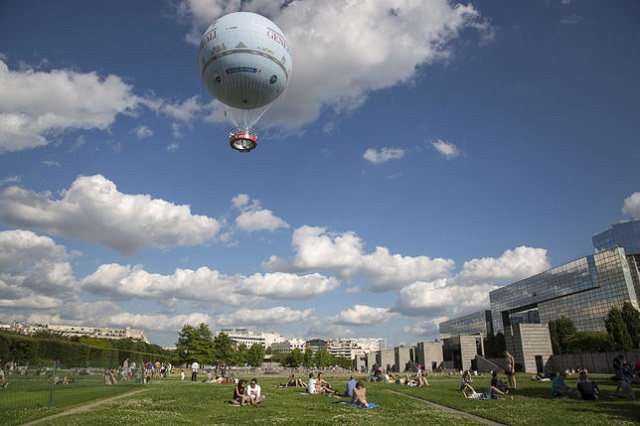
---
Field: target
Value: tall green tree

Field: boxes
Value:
[175,323,215,365]
[303,348,314,368]
[284,348,304,368]
[247,344,265,367]
[483,332,506,358]
[565,331,614,352]
[621,302,640,349]
[314,350,332,368]
[605,306,633,350]
[235,343,249,366]
[548,316,577,354]
[212,332,235,365]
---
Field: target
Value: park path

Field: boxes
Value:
[21,389,148,426]
[384,389,506,426]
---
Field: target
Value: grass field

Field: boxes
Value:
[2,372,639,425]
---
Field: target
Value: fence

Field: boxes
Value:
[0,359,149,425]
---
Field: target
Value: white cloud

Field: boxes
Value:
[363,147,406,164]
[332,304,399,325]
[431,139,460,159]
[0,175,221,255]
[622,192,640,219]
[395,279,493,316]
[265,226,455,290]
[0,230,77,304]
[215,306,313,327]
[264,226,364,278]
[233,194,289,233]
[132,124,153,139]
[181,0,488,129]
[81,264,339,305]
[402,316,448,338]
[0,60,139,153]
[361,246,455,291]
[457,246,550,284]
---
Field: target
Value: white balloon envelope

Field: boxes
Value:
[198,12,292,152]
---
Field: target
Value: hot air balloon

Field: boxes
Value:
[198,12,292,152]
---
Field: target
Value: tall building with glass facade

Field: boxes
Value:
[439,310,493,338]
[487,219,640,335]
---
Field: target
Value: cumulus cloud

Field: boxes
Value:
[395,279,493,316]
[81,264,339,305]
[265,226,455,290]
[363,147,406,164]
[0,60,139,153]
[180,0,489,129]
[232,194,289,233]
[431,139,460,159]
[332,304,399,325]
[622,192,640,219]
[215,306,313,327]
[0,175,221,255]
[457,246,550,284]
[0,230,77,306]
[131,124,153,139]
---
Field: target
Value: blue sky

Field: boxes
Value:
[1,0,639,348]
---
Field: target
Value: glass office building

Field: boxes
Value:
[488,219,640,334]
[439,310,493,339]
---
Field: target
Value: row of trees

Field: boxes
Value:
[174,323,353,369]
[549,302,640,354]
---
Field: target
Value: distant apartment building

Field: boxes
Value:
[219,328,285,350]
[270,338,306,353]
[1,321,148,343]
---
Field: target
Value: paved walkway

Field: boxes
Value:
[21,389,148,426]
[384,389,506,426]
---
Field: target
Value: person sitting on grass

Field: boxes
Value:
[307,372,317,394]
[233,379,249,406]
[351,381,368,407]
[551,372,574,397]
[345,375,357,397]
[316,372,337,395]
[281,373,305,388]
[576,370,600,400]
[246,378,264,406]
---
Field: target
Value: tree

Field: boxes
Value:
[314,350,332,368]
[247,344,265,367]
[605,306,633,351]
[621,302,640,349]
[235,344,249,366]
[303,348,314,368]
[284,348,304,368]
[175,323,215,365]
[212,332,235,365]
[565,331,614,353]
[483,332,505,358]
[548,316,577,354]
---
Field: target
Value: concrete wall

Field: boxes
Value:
[377,349,395,372]
[550,351,640,374]
[459,335,481,372]
[508,323,553,373]
[416,341,444,371]
[394,346,413,372]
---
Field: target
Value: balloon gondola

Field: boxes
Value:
[198,12,292,152]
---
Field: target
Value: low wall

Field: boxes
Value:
[550,351,639,374]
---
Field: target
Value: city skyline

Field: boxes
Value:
[1,1,639,347]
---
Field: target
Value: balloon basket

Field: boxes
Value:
[229,127,258,152]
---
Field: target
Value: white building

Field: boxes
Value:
[270,338,306,353]
[219,328,285,349]
[2,321,148,343]
[326,338,386,359]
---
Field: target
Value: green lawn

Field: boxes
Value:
[2,373,639,425]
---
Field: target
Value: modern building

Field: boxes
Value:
[439,220,640,372]
[439,310,493,339]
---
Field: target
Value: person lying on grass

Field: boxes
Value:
[461,382,509,400]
